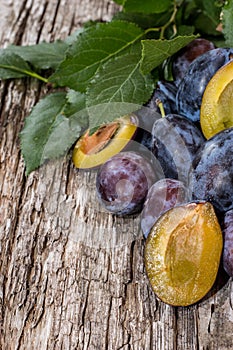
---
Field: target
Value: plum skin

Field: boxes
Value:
[190,127,233,214]
[176,48,233,122]
[151,114,205,185]
[96,151,157,216]
[172,38,215,84]
[222,209,233,277]
[141,178,190,238]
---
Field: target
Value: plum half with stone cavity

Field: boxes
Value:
[144,201,223,306]
[72,114,138,169]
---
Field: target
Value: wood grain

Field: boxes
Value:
[0,1,233,349]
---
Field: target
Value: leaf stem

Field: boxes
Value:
[144,28,160,34]
[144,1,178,39]
[108,3,178,52]
[0,64,48,83]
[160,1,178,39]
[25,70,49,83]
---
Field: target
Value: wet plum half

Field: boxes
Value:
[72,115,138,169]
[145,202,223,306]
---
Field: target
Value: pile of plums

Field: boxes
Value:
[73,39,233,305]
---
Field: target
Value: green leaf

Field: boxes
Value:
[176,25,195,36]
[3,31,84,71]
[20,92,85,174]
[0,51,37,79]
[193,0,222,36]
[49,20,144,92]
[194,0,221,21]
[4,41,69,70]
[64,89,86,118]
[222,0,233,46]
[86,51,154,129]
[113,10,172,30]
[123,0,172,14]
[140,35,197,75]
[63,90,89,130]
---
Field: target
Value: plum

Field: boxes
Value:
[96,151,158,216]
[144,202,223,306]
[141,178,190,238]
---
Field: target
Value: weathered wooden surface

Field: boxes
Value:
[0,1,233,349]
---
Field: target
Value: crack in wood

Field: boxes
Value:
[49,0,61,35]
[13,0,34,45]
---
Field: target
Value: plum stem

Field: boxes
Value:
[156,99,166,117]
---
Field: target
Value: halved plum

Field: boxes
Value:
[72,114,138,169]
[200,60,233,139]
[144,202,223,306]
